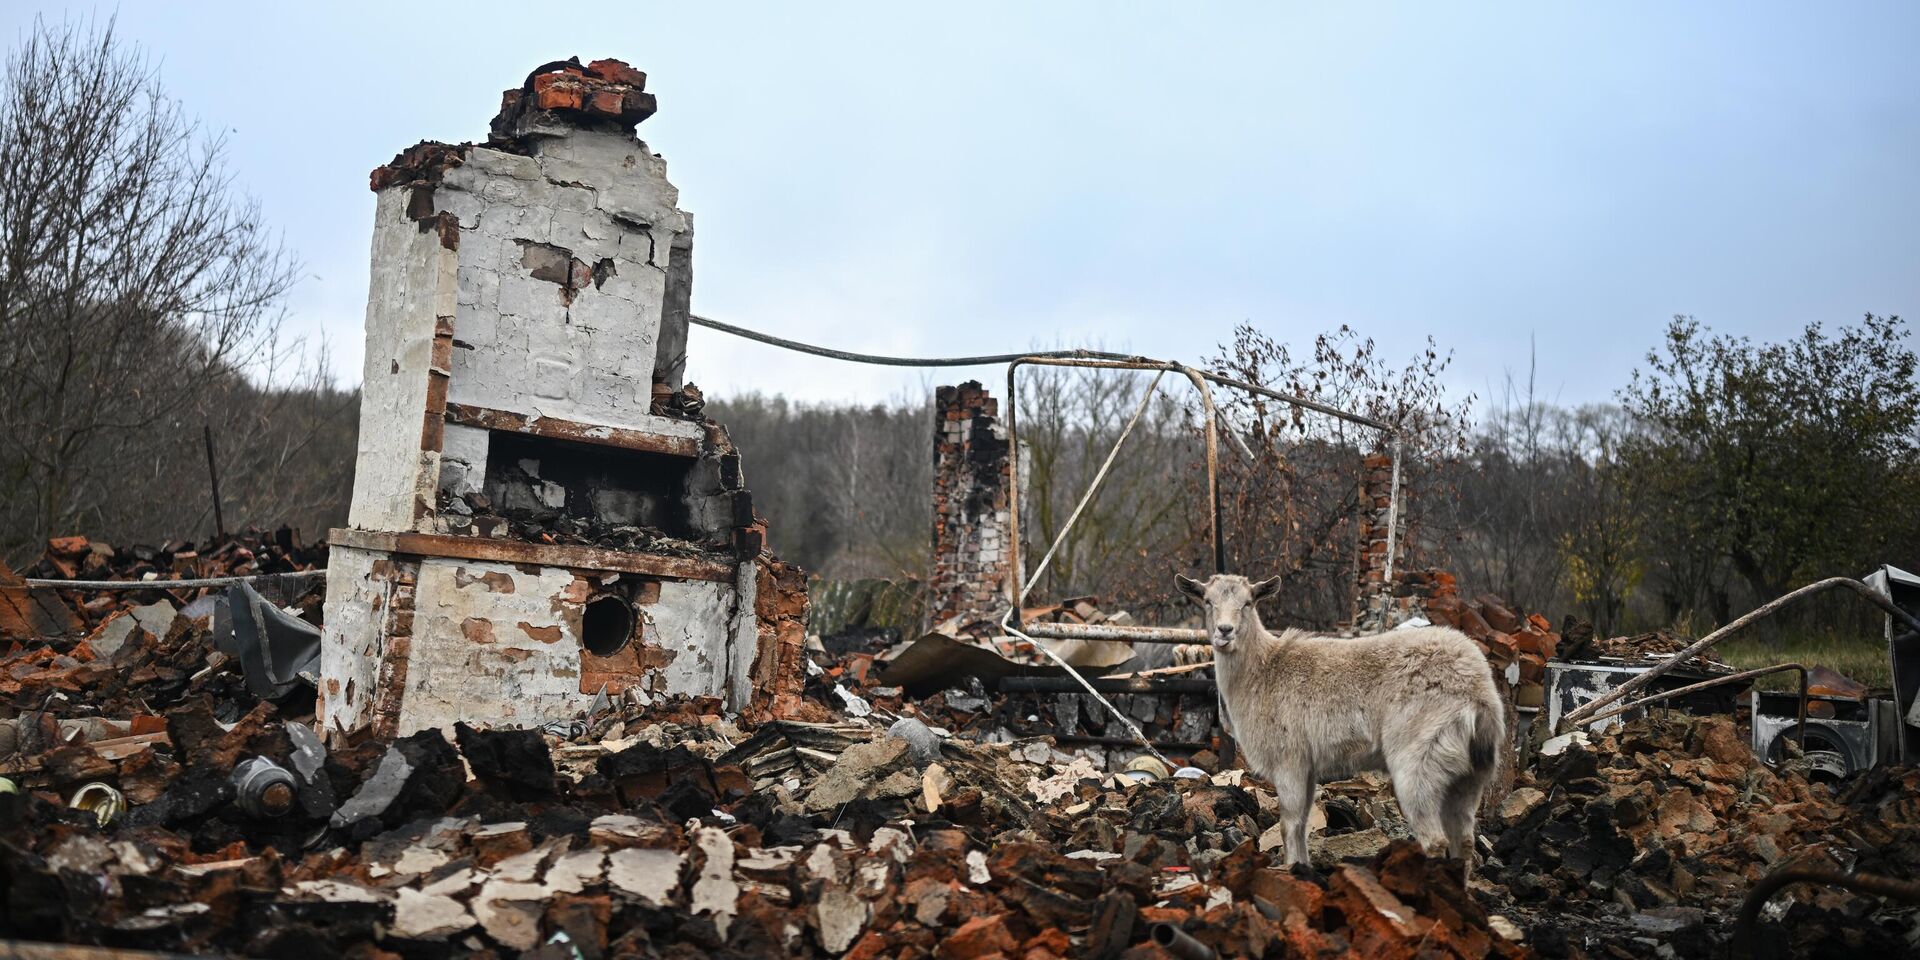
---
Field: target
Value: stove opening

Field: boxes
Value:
[481,432,694,539]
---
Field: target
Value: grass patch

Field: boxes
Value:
[1719,631,1892,690]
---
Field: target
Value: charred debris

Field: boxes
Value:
[3,57,1920,960]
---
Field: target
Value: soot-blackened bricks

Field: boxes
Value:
[927,381,1016,634]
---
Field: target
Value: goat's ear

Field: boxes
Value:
[1250,576,1281,601]
[1174,575,1206,601]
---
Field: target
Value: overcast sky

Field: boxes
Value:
[8,3,1917,409]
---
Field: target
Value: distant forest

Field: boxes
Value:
[8,308,1916,646]
[5,23,1915,643]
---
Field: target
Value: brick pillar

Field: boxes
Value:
[1354,452,1412,631]
[927,381,1015,633]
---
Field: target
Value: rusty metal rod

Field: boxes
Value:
[1579,662,1808,749]
[1732,866,1920,958]
[1563,577,1920,729]
[1018,621,1210,645]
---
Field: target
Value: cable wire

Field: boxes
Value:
[690,313,1395,432]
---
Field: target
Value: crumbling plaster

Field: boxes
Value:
[436,133,688,433]
[321,546,759,735]
[348,189,457,533]
[318,545,384,734]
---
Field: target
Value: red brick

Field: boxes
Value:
[844,930,890,960]
[586,58,647,87]
[938,913,1017,960]
[584,89,623,116]
[533,73,585,111]
[1248,869,1323,923]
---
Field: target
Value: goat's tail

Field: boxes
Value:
[1466,694,1504,776]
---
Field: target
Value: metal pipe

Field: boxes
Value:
[1018,621,1210,645]
[1176,364,1225,575]
[1000,613,1172,766]
[1563,577,1920,729]
[1196,368,1394,433]
[1579,662,1808,749]
[1150,922,1216,960]
[997,677,1217,695]
[1382,436,1403,583]
[1732,866,1920,958]
[1051,734,1212,750]
[24,571,327,590]
[0,941,208,960]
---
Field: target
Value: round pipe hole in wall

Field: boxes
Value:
[582,595,637,656]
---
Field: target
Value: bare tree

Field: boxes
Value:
[1200,324,1474,629]
[705,392,931,580]
[1016,363,1193,607]
[0,17,301,562]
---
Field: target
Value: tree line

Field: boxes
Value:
[5,20,1916,646]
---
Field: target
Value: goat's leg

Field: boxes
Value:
[1273,763,1316,870]
[1385,750,1452,857]
[1440,776,1481,877]
[1282,764,1313,871]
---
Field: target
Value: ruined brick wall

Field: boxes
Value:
[927,382,1015,633]
[749,557,810,720]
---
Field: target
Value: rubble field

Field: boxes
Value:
[3,534,1917,959]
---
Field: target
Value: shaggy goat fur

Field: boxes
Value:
[1177,573,1504,869]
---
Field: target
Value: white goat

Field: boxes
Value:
[1176,573,1504,870]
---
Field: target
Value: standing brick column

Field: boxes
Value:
[927,381,1015,633]
[1354,452,1413,631]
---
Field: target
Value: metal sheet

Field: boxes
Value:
[877,633,1121,698]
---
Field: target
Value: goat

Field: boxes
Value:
[1176,573,1504,871]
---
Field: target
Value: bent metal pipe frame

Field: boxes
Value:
[1563,576,1920,730]
[1002,355,1402,626]
[1004,357,1224,613]
[683,316,1402,624]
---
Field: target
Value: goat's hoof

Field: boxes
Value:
[1287,862,1322,882]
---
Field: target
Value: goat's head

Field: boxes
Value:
[1174,573,1279,651]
